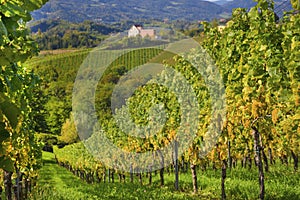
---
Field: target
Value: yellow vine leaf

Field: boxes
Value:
[228,124,233,135]
[252,104,259,118]
[295,94,300,106]
[219,151,227,160]
[251,100,262,118]
[272,108,279,124]
[244,119,251,128]
[292,114,300,120]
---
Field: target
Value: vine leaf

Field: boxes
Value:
[0,93,20,128]
[0,122,10,142]
[0,156,14,172]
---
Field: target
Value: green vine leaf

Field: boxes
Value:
[0,93,20,128]
[0,156,14,172]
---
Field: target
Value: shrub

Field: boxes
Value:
[59,114,80,145]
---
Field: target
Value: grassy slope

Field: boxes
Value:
[30,151,300,200]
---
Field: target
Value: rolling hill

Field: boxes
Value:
[223,0,292,14]
[31,0,293,23]
[31,0,228,23]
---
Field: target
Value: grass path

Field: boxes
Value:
[30,152,206,200]
[31,152,101,199]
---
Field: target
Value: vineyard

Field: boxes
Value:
[32,144,297,200]
[0,0,299,200]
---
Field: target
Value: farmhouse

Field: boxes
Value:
[128,25,156,39]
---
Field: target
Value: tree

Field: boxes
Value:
[59,113,80,144]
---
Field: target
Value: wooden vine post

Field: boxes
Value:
[252,126,265,200]
[4,170,12,200]
[221,160,227,200]
[174,139,179,191]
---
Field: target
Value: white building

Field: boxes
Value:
[128,25,156,38]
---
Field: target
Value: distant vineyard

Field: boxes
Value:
[26,46,169,135]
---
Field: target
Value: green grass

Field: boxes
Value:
[30,152,300,200]
[29,152,208,200]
